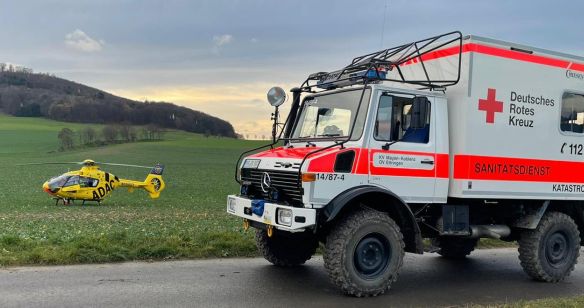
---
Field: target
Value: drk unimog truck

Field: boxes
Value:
[226,32,584,297]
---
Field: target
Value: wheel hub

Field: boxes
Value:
[545,231,570,268]
[353,233,391,278]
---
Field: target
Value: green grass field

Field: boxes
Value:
[0,114,513,266]
[0,113,265,265]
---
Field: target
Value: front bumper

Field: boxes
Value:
[226,195,316,232]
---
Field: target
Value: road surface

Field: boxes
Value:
[1,248,584,307]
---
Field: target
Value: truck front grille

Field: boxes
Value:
[241,169,303,206]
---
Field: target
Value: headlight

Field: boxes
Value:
[242,159,260,169]
[227,197,236,213]
[277,208,293,227]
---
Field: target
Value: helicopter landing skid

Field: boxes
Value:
[52,198,101,206]
[53,198,71,206]
[81,200,101,206]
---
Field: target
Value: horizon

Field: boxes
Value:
[1,0,583,137]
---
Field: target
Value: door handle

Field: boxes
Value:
[421,160,434,165]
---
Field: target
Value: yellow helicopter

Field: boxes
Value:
[27,159,165,205]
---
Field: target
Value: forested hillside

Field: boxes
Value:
[0,69,236,137]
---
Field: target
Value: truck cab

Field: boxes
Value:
[227,31,584,297]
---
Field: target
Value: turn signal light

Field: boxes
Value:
[301,173,316,182]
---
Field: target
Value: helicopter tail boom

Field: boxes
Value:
[119,164,165,199]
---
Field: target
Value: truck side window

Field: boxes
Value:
[374,95,430,143]
[400,99,430,144]
[561,93,584,134]
[374,96,393,141]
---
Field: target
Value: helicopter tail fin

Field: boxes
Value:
[143,164,165,199]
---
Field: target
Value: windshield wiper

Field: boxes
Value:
[294,136,317,147]
[317,133,344,137]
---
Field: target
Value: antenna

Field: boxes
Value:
[380,0,389,48]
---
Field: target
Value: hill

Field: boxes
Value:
[0,71,236,137]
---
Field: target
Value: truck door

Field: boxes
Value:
[368,93,437,203]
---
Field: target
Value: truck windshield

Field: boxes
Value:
[291,88,371,140]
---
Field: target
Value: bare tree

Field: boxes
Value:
[119,124,131,142]
[79,127,97,145]
[58,128,74,150]
[145,124,164,140]
[102,125,118,143]
[141,127,151,140]
[129,127,137,142]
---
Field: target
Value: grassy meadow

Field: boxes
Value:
[0,113,263,265]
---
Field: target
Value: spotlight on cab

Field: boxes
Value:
[267,86,287,107]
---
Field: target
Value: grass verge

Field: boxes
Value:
[472,295,584,307]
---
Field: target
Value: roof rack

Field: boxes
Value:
[300,31,463,91]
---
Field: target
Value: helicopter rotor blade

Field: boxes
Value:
[17,161,154,169]
[93,162,152,169]
[16,162,84,166]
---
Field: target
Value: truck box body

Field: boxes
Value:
[395,35,584,200]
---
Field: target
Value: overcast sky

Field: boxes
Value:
[1,0,583,137]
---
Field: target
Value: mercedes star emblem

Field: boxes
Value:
[261,172,272,193]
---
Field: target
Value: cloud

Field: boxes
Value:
[250,38,259,43]
[65,29,104,52]
[212,34,233,47]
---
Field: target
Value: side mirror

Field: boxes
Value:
[317,107,331,117]
[410,97,429,129]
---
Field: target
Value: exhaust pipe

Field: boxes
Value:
[469,225,511,239]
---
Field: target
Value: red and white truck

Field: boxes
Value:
[226,32,584,297]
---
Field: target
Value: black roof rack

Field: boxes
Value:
[300,31,463,92]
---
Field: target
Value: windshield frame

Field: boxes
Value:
[288,87,371,142]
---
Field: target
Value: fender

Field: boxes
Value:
[322,185,424,254]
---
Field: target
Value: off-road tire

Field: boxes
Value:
[518,211,580,282]
[323,209,405,297]
[255,229,318,267]
[431,237,478,259]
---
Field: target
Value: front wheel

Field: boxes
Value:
[255,229,318,267]
[323,209,405,297]
[518,212,581,282]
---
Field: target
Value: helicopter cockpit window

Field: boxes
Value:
[48,175,69,190]
[63,175,80,187]
[79,177,98,188]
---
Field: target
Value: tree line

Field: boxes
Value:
[57,124,165,151]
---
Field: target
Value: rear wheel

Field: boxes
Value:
[255,229,318,267]
[324,209,405,297]
[518,212,580,282]
[431,237,478,259]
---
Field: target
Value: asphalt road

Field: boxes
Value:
[1,248,584,308]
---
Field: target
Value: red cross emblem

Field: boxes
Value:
[478,88,503,124]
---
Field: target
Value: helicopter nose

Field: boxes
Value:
[43,182,52,194]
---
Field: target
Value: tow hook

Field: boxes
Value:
[243,219,249,231]
[267,225,274,237]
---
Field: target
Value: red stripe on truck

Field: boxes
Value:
[305,148,449,179]
[404,43,584,72]
[454,154,584,183]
